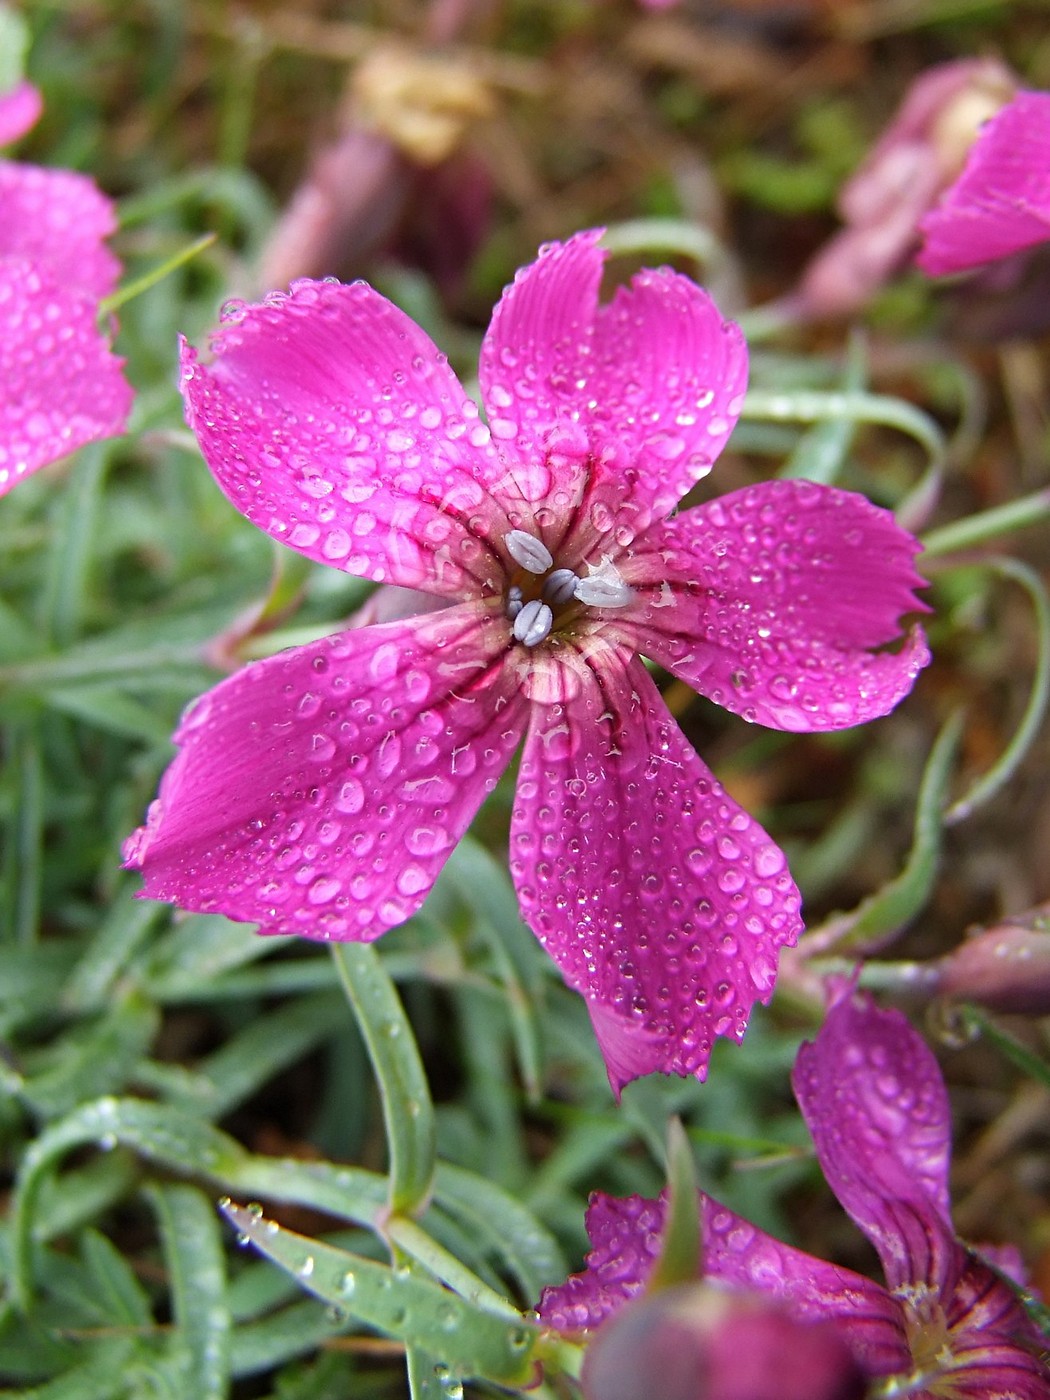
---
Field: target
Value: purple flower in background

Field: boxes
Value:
[918,91,1050,276]
[125,230,928,1091]
[540,991,1050,1395]
[0,80,132,498]
[793,58,1017,319]
[580,1283,865,1400]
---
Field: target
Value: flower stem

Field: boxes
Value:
[920,488,1050,557]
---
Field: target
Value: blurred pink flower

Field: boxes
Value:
[793,58,1017,319]
[580,1283,865,1400]
[918,91,1050,276]
[125,231,927,1091]
[0,80,132,498]
[540,991,1050,1393]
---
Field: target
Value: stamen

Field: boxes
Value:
[512,599,554,647]
[506,583,523,619]
[505,529,554,575]
[543,567,579,605]
[574,556,634,609]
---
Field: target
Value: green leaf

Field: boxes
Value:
[17,994,159,1120]
[228,1299,351,1379]
[0,944,77,1035]
[960,1007,1050,1092]
[99,234,217,317]
[63,884,164,1012]
[434,1164,567,1300]
[646,1119,701,1293]
[41,685,177,743]
[141,912,297,1000]
[179,991,350,1119]
[219,1202,538,1386]
[921,488,1050,558]
[80,1227,152,1327]
[445,837,546,1101]
[11,1098,244,1307]
[826,712,963,952]
[146,1183,231,1400]
[779,333,866,485]
[408,1343,458,1400]
[743,386,946,510]
[331,943,436,1215]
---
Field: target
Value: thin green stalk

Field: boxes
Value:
[331,943,436,1216]
[802,712,963,956]
[100,233,218,317]
[743,387,946,495]
[945,557,1050,824]
[920,489,1050,557]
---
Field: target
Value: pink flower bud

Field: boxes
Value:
[581,1284,866,1400]
[933,907,1050,1015]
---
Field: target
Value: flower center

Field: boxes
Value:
[503,529,632,647]
[895,1282,960,1395]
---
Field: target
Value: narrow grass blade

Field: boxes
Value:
[945,558,1050,825]
[816,712,963,954]
[331,944,436,1216]
[147,1183,231,1400]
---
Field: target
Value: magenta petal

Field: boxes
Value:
[938,1338,1050,1399]
[537,1193,665,1332]
[537,1190,910,1379]
[180,279,515,597]
[125,604,527,939]
[510,649,801,1092]
[478,230,748,522]
[0,161,121,300]
[701,1198,910,1379]
[618,479,929,732]
[0,80,43,146]
[918,92,1050,275]
[0,258,132,497]
[939,1245,1050,1388]
[792,991,954,1286]
[584,264,748,516]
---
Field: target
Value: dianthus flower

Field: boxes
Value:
[125,230,928,1090]
[918,91,1050,276]
[793,58,1018,318]
[539,990,1050,1396]
[0,79,132,498]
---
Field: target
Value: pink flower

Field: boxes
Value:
[124,231,928,1091]
[0,80,132,498]
[580,1284,865,1400]
[917,91,1050,276]
[539,991,1050,1394]
[793,58,1017,318]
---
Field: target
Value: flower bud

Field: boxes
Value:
[581,1284,866,1400]
[791,58,1017,319]
[933,908,1050,1015]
